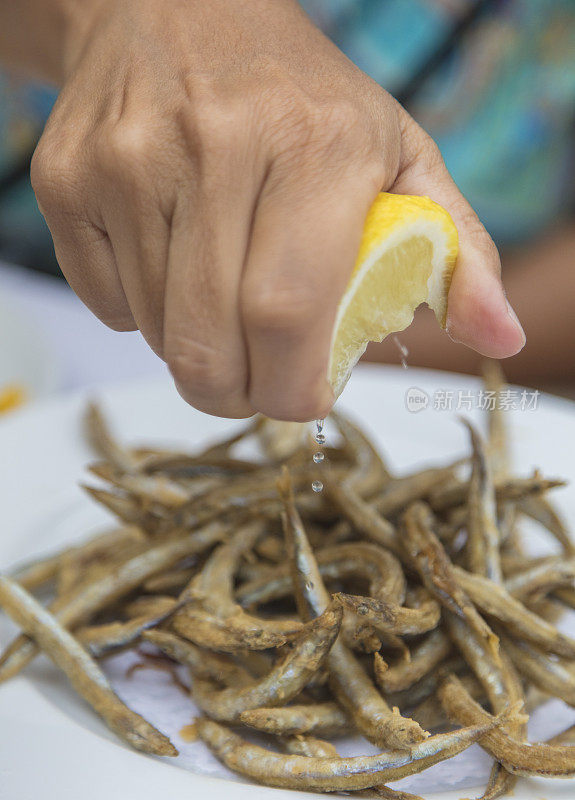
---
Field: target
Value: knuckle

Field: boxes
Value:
[181,96,242,163]
[262,86,319,149]
[166,339,241,400]
[264,91,380,178]
[30,143,80,214]
[99,121,155,177]
[194,102,236,145]
[319,100,359,139]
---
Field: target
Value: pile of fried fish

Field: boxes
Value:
[1,361,574,799]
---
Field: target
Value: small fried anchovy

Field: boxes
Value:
[171,607,300,653]
[283,737,426,800]
[331,410,392,496]
[429,475,566,514]
[257,418,308,461]
[504,556,575,601]
[9,526,145,592]
[196,714,504,792]
[447,616,524,715]
[457,609,530,797]
[171,521,302,651]
[518,494,575,555]
[172,466,319,528]
[497,502,519,547]
[372,786,425,800]
[439,673,575,777]
[123,595,176,619]
[279,470,428,751]
[9,553,61,593]
[142,453,259,478]
[379,656,466,711]
[336,590,440,637]
[501,634,575,706]
[282,734,339,758]
[240,703,353,738]
[447,612,526,799]
[401,502,500,661]
[374,461,465,518]
[0,522,227,683]
[191,602,342,722]
[84,401,138,472]
[142,629,252,687]
[461,418,502,583]
[525,595,564,625]
[184,521,265,616]
[143,567,197,594]
[76,596,187,657]
[237,542,406,609]
[481,359,510,481]
[89,462,192,508]
[254,533,285,563]
[453,565,575,658]
[83,486,160,530]
[325,481,399,556]
[0,576,176,756]
[554,585,575,609]
[375,629,452,694]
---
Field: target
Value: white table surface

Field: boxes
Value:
[0,261,168,394]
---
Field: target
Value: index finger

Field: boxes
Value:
[241,170,382,421]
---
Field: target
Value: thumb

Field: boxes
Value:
[391,107,525,359]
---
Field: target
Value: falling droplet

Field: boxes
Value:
[311,480,324,493]
[313,451,325,464]
[314,433,326,446]
[393,335,409,369]
[305,580,315,591]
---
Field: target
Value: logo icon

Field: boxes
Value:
[405,387,429,413]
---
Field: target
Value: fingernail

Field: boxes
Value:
[445,319,462,345]
[506,299,526,347]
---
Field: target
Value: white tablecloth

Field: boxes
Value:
[0,261,168,394]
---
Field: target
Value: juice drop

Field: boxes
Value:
[312,419,325,492]
[393,335,409,369]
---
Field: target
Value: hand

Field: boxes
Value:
[31,0,525,421]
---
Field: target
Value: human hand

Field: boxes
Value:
[31,0,525,420]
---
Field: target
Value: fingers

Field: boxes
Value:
[103,207,170,357]
[96,122,173,357]
[393,107,525,359]
[163,180,258,420]
[241,172,381,421]
[31,143,136,332]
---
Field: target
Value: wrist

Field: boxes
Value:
[0,0,80,84]
[59,0,110,82]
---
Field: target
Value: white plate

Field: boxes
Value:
[0,365,574,800]
[0,289,59,401]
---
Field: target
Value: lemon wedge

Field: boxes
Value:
[328,192,458,398]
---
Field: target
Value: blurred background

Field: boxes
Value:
[0,0,574,411]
